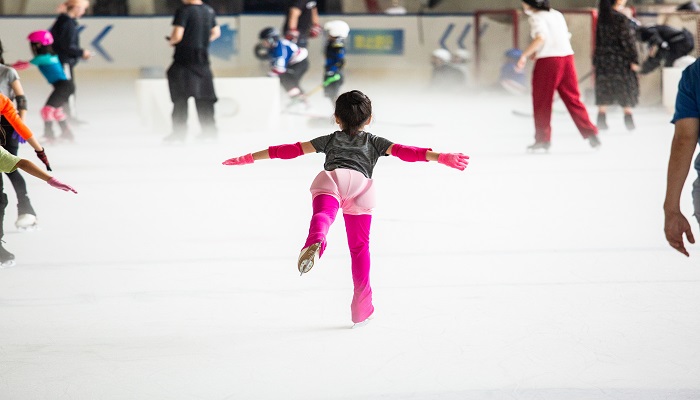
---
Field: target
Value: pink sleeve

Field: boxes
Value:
[269,142,304,159]
[390,143,431,162]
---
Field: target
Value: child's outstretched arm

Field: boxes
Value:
[223,142,315,165]
[387,144,469,171]
[14,159,77,193]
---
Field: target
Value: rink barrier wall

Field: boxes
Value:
[135,77,280,133]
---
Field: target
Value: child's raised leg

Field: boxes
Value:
[303,194,339,255]
[343,213,374,324]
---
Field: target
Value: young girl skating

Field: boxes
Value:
[222,90,469,327]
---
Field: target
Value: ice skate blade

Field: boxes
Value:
[352,315,374,329]
[16,225,39,232]
[0,260,17,268]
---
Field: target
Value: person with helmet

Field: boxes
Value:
[322,20,349,104]
[283,0,321,48]
[49,0,91,123]
[164,0,220,142]
[25,30,75,142]
[429,48,466,91]
[259,26,309,102]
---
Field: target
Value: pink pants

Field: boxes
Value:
[304,169,375,323]
[531,55,598,143]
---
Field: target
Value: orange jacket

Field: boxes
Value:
[0,93,32,140]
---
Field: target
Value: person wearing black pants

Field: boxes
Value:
[1,118,36,220]
[164,0,220,142]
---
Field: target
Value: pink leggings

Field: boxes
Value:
[303,170,375,323]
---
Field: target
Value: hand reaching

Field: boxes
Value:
[222,154,254,166]
[36,148,52,171]
[11,60,30,71]
[285,29,299,42]
[438,153,469,171]
[47,177,77,193]
[310,24,323,38]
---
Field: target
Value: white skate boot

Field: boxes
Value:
[298,242,321,276]
[15,214,38,231]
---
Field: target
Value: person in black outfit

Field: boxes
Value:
[50,0,91,122]
[164,0,220,142]
[283,0,322,48]
[638,25,695,74]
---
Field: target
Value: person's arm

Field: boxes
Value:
[223,142,315,165]
[664,117,699,256]
[285,7,302,41]
[210,25,221,42]
[14,159,76,193]
[515,35,545,72]
[9,80,26,121]
[309,7,322,38]
[387,144,469,170]
[169,26,185,46]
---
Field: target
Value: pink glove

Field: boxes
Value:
[11,60,30,71]
[310,24,322,38]
[222,153,254,166]
[47,177,78,193]
[438,153,469,171]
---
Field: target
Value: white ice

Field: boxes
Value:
[0,71,698,400]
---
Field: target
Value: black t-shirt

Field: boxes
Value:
[172,3,217,65]
[310,131,393,179]
[283,0,317,35]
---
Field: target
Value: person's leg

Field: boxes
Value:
[2,133,36,217]
[166,64,189,140]
[692,176,700,226]
[303,194,339,256]
[170,99,189,138]
[0,188,14,264]
[343,213,374,324]
[531,58,558,144]
[194,98,217,137]
[557,55,598,139]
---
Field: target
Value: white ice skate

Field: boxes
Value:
[15,214,38,231]
[298,242,321,276]
[352,314,374,329]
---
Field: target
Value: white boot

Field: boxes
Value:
[298,242,321,275]
[15,214,38,230]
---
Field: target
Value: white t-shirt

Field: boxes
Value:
[527,8,574,59]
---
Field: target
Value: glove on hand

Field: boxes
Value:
[310,24,323,38]
[47,177,77,193]
[36,148,52,171]
[222,154,254,166]
[285,29,300,42]
[11,60,30,71]
[437,153,469,171]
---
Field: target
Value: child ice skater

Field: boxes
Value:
[0,93,76,266]
[222,90,469,327]
[322,20,349,104]
[258,27,309,103]
[26,30,75,143]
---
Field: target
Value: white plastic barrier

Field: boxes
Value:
[662,67,684,114]
[135,76,280,133]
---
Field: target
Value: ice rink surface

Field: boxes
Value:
[0,71,699,400]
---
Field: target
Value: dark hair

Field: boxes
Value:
[0,38,4,65]
[597,0,615,24]
[523,0,550,11]
[30,42,53,56]
[334,90,372,134]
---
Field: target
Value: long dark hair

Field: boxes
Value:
[598,0,615,24]
[0,38,4,65]
[334,90,372,134]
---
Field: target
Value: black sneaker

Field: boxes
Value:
[527,141,551,152]
[597,112,608,130]
[624,113,635,131]
[588,135,602,148]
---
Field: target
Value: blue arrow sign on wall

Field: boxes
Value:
[91,25,113,62]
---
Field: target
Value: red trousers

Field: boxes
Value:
[531,55,597,143]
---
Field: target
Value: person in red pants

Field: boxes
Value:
[221,90,469,328]
[516,0,601,152]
